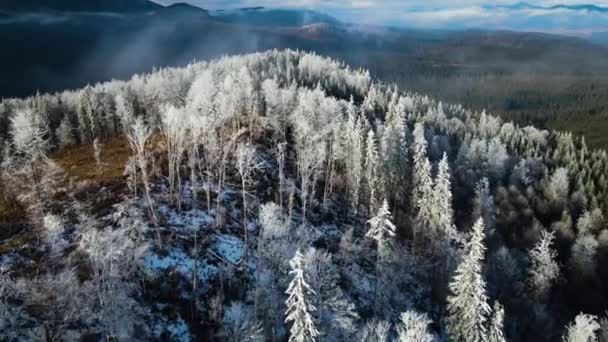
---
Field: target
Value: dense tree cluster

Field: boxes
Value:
[0,49,607,340]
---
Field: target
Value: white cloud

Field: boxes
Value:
[153,0,608,32]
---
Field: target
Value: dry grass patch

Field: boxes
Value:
[52,137,131,184]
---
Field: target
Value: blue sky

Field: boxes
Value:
[154,1,608,35]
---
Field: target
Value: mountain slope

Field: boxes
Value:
[0,50,607,341]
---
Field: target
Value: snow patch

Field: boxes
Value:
[212,234,244,265]
[159,205,213,231]
[143,249,218,285]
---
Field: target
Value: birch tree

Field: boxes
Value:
[125,117,160,246]
[10,107,49,214]
[235,143,263,265]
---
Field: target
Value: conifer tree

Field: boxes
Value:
[366,199,397,247]
[366,199,397,315]
[365,129,379,215]
[487,301,506,342]
[285,249,318,342]
[412,123,434,250]
[433,153,458,249]
[447,218,491,342]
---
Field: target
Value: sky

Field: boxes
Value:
[154,1,608,35]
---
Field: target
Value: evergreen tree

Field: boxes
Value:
[447,218,491,342]
[365,129,379,215]
[366,199,397,247]
[487,301,506,342]
[412,123,434,250]
[285,249,319,342]
[433,153,458,249]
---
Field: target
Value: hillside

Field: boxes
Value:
[2,3,608,150]
[0,50,607,341]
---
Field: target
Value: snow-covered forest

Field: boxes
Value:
[0,49,607,341]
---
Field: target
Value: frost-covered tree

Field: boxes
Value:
[366,199,397,247]
[360,320,391,342]
[10,107,50,213]
[473,178,495,236]
[342,98,364,213]
[545,167,570,204]
[398,311,434,342]
[487,301,506,342]
[296,140,325,221]
[302,248,358,341]
[186,112,205,202]
[161,105,188,210]
[276,142,287,209]
[528,231,560,299]
[235,143,263,265]
[412,123,434,250]
[366,199,397,316]
[447,218,491,342]
[562,313,600,342]
[576,209,604,236]
[125,117,160,244]
[433,153,459,256]
[285,249,318,342]
[365,129,380,215]
[56,116,75,148]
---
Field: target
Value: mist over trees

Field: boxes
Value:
[0,49,607,341]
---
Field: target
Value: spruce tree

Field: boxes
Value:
[285,249,318,342]
[447,218,491,342]
[487,301,506,342]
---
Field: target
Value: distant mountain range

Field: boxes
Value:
[1,0,608,99]
[494,2,608,13]
[211,7,340,27]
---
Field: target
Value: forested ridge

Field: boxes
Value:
[0,49,607,341]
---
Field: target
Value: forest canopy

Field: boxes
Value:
[0,49,607,341]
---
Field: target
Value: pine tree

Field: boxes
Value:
[365,129,379,215]
[412,123,434,250]
[433,153,458,249]
[447,218,491,342]
[366,199,397,316]
[366,199,397,247]
[285,249,319,342]
[473,178,495,236]
[487,301,506,342]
